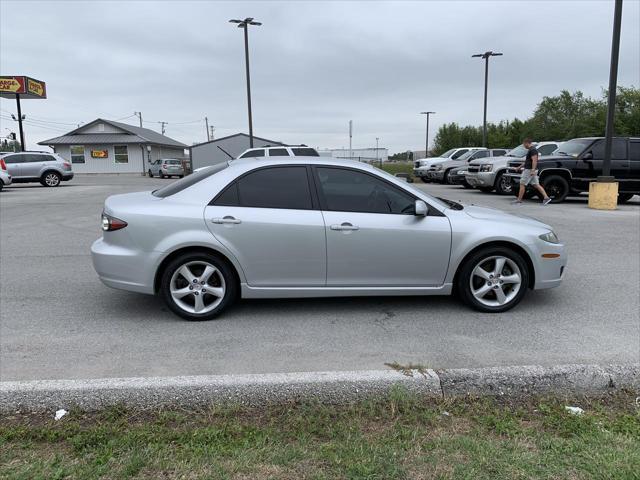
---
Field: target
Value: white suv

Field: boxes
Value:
[413,147,485,182]
[237,145,319,159]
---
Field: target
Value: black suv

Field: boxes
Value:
[505,137,639,203]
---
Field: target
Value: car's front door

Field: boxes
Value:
[313,166,451,286]
[2,154,25,178]
[22,153,48,178]
[204,165,326,286]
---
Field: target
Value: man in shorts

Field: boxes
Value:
[512,138,552,205]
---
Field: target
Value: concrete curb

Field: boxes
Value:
[1,364,637,413]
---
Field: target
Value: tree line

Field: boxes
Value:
[431,86,639,156]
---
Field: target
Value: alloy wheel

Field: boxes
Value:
[469,255,522,307]
[169,261,226,314]
[45,173,60,187]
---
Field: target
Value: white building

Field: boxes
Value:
[39,119,187,174]
[318,147,389,163]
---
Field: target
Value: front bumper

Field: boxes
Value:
[91,237,160,295]
[426,170,445,181]
[529,240,567,290]
[448,171,467,184]
[413,167,429,178]
[466,171,495,187]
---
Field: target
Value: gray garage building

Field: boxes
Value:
[190,133,283,170]
[39,119,187,174]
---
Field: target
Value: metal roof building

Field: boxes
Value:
[39,119,187,174]
[190,133,283,170]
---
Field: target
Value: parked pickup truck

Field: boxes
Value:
[466,142,560,195]
[504,137,640,203]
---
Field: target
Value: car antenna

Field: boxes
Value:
[217,145,234,160]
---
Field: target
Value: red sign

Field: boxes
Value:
[0,76,47,99]
[0,76,26,95]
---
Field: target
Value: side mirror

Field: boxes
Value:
[582,152,593,160]
[414,200,428,216]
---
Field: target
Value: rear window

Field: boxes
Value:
[267,148,290,157]
[165,159,182,165]
[152,163,228,197]
[239,149,265,158]
[292,147,319,157]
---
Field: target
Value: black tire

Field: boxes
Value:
[0,181,3,192]
[421,177,430,183]
[494,172,513,195]
[41,171,61,187]
[456,246,530,313]
[478,186,494,193]
[618,193,635,204]
[462,179,473,189]
[541,175,569,203]
[160,251,237,321]
[148,169,153,178]
[160,172,165,178]
[442,169,454,185]
[179,175,184,178]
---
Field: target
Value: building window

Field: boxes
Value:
[70,145,85,164]
[114,145,129,163]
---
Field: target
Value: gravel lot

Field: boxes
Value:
[1,174,638,381]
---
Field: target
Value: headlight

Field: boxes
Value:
[479,164,493,172]
[539,231,559,244]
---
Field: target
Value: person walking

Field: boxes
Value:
[512,138,552,205]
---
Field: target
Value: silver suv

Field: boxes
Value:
[148,158,185,178]
[0,151,74,187]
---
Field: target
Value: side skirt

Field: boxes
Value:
[241,284,453,299]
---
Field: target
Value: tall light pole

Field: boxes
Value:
[376,137,380,167]
[472,51,502,148]
[230,17,262,148]
[601,0,623,180]
[420,111,435,158]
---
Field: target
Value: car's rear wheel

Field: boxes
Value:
[159,171,165,178]
[41,171,61,187]
[0,181,3,192]
[148,169,153,178]
[618,193,635,204]
[462,179,473,189]
[457,246,529,313]
[494,172,513,195]
[541,175,569,203]
[160,252,237,321]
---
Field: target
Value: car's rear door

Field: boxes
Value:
[2,154,25,178]
[313,166,451,287]
[204,165,326,286]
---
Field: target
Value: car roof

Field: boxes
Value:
[231,156,374,170]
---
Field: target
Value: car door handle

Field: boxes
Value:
[330,222,359,231]
[211,216,241,224]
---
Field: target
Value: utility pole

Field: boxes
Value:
[229,17,262,148]
[349,120,353,161]
[158,121,167,135]
[134,111,143,128]
[601,0,623,180]
[420,111,435,158]
[11,107,26,151]
[376,137,380,167]
[472,51,503,148]
[209,125,215,140]
[205,116,210,141]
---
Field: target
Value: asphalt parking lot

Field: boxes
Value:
[1,174,638,381]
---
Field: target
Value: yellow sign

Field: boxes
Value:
[27,78,46,98]
[0,77,25,94]
[91,150,109,158]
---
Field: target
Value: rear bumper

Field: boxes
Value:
[0,173,11,186]
[426,170,444,181]
[91,238,158,295]
[161,168,184,176]
[62,172,74,181]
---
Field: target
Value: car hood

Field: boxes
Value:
[463,204,550,230]
[418,157,447,167]
[469,155,522,167]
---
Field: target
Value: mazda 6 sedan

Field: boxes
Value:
[91,157,566,321]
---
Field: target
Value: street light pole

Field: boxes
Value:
[601,0,623,180]
[472,51,502,148]
[230,17,262,148]
[376,137,380,167]
[420,111,435,158]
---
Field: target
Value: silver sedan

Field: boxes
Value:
[92,157,567,320]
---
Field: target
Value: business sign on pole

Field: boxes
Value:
[0,76,47,99]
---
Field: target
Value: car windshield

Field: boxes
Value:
[152,162,228,197]
[505,145,528,157]
[437,149,455,158]
[555,139,592,157]
[456,151,476,161]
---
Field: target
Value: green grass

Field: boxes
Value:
[378,161,415,177]
[1,390,639,479]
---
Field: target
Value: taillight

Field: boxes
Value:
[162,164,167,169]
[0,159,6,170]
[63,162,71,169]
[101,212,127,231]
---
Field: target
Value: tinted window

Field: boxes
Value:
[537,144,558,156]
[451,149,468,159]
[590,139,626,160]
[492,150,507,156]
[237,167,312,209]
[214,182,239,206]
[153,163,228,198]
[473,151,490,159]
[292,147,319,157]
[165,159,181,165]
[2,154,24,164]
[316,167,414,214]
[630,142,640,161]
[268,148,289,157]
[239,149,265,158]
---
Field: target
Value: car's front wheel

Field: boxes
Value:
[457,247,529,313]
[160,252,237,321]
[494,172,513,195]
[41,171,61,187]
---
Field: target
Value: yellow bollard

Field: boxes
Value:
[588,181,618,210]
